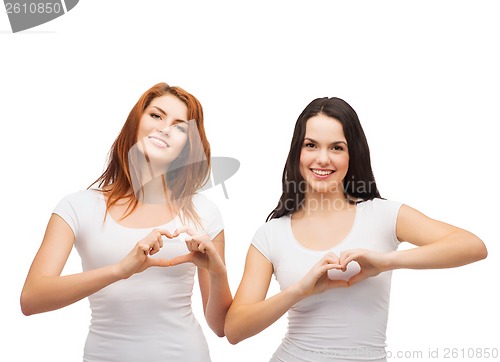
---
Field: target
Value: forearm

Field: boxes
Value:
[21,264,122,316]
[204,270,233,337]
[225,285,303,345]
[389,230,487,270]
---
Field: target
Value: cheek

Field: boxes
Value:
[171,133,189,156]
[299,152,315,180]
[299,150,313,168]
[176,132,189,147]
[337,154,350,172]
[137,118,153,140]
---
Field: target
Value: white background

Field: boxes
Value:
[1,1,499,361]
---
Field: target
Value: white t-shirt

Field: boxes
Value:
[54,189,223,362]
[252,198,403,362]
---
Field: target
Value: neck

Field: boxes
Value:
[136,176,169,205]
[299,188,351,217]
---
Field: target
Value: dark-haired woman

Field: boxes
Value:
[225,97,487,361]
[20,83,232,361]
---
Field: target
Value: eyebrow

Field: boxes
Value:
[304,137,348,146]
[151,106,188,123]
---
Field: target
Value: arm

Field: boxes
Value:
[390,204,487,269]
[197,231,233,337]
[168,228,232,337]
[224,245,347,344]
[20,214,171,316]
[340,204,488,285]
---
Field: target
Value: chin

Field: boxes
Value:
[308,180,342,194]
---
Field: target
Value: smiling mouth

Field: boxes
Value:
[311,168,334,176]
[148,136,169,148]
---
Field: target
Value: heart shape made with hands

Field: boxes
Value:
[161,233,186,242]
[327,260,361,281]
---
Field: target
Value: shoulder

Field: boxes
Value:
[53,190,103,236]
[57,189,100,205]
[251,216,290,262]
[190,193,224,238]
[359,197,403,214]
[253,216,289,237]
[54,189,103,213]
[358,198,404,235]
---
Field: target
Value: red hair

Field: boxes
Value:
[90,82,211,226]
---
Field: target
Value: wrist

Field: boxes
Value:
[209,265,228,278]
[286,283,308,302]
[111,262,128,281]
[385,251,400,271]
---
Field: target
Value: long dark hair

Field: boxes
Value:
[267,97,381,221]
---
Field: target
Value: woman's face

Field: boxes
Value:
[299,114,349,194]
[136,94,189,166]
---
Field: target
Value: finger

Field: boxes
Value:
[319,263,343,274]
[148,258,171,268]
[173,226,199,237]
[200,242,219,258]
[322,253,340,265]
[328,279,349,289]
[169,253,194,266]
[326,251,340,260]
[138,242,150,255]
[186,239,197,252]
[153,228,174,239]
[197,243,206,254]
[340,251,359,270]
[321,255,341,268]
[147,231,165,249]
[149,241,161,255]
[348,271,367,286]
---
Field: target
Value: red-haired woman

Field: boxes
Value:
[21,83,232,361]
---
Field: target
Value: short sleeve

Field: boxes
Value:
[251,223,272,262]
[192,194,224,240]
[53,191,85,237]
[372,198,403,249]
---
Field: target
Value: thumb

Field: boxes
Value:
[347,271,366,286]
[169,253,194,266]
[148,258,171,267]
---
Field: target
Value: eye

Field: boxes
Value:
[150,113,162,120]
[304,142,316,148]
[174,123,187,133]
[332,145,344,151]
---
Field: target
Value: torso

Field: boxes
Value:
[107,198,175,228]
[251,198,404,361]
[53,189,224,361]
[291,202,357,250]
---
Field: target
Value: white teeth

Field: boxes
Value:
[148,137,168,147]
[312,169,333,176]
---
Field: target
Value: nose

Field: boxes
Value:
[316,149,330,165]
[157,122,171,135]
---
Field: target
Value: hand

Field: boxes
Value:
[339,249,391,286]
[294,252,348,297]
[168,226,226,275]
[327,260,361,281]
[117,228,172,279]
